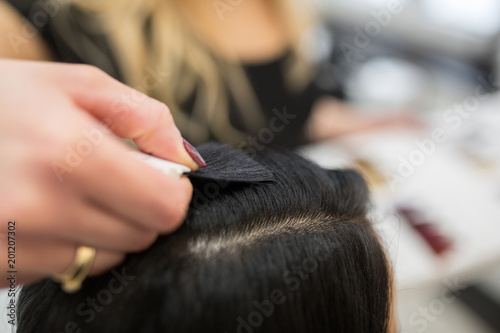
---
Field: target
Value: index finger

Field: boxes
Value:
[54,64,201,170]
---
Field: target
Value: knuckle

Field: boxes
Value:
[157,100,172,115]
[149,99,173,123]
[70,64,106,86]
[149,197,179,230]
[169,203,188,229]
[150,191,190,233]
[178,178,193,206]
[167,181,192,230]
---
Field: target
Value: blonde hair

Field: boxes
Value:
[56,0,316,144]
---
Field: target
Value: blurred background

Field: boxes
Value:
[302,0,500,332]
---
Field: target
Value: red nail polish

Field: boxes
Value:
[183,139,207,168]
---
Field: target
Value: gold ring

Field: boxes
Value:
[52,246,96,293]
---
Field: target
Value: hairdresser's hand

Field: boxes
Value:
[0,60,198,287]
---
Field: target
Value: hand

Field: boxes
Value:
[0,60,198,286]
[307,97,421,141]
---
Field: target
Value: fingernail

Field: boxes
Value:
[183,139,207,168]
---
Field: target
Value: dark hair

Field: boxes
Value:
[18,143,392,333]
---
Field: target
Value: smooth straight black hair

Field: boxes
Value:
[17,143,392,333]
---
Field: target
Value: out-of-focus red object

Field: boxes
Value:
[396,206,453,256]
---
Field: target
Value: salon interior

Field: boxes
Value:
[1,0,500,332]
[301,0,500,332]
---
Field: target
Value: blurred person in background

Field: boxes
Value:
[2,0,413,148]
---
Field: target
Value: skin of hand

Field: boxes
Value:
[307,97,421,141]
[0,59,199,286]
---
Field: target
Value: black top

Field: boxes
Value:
[7,0,343,148]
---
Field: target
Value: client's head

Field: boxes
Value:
[18,143,393,333]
